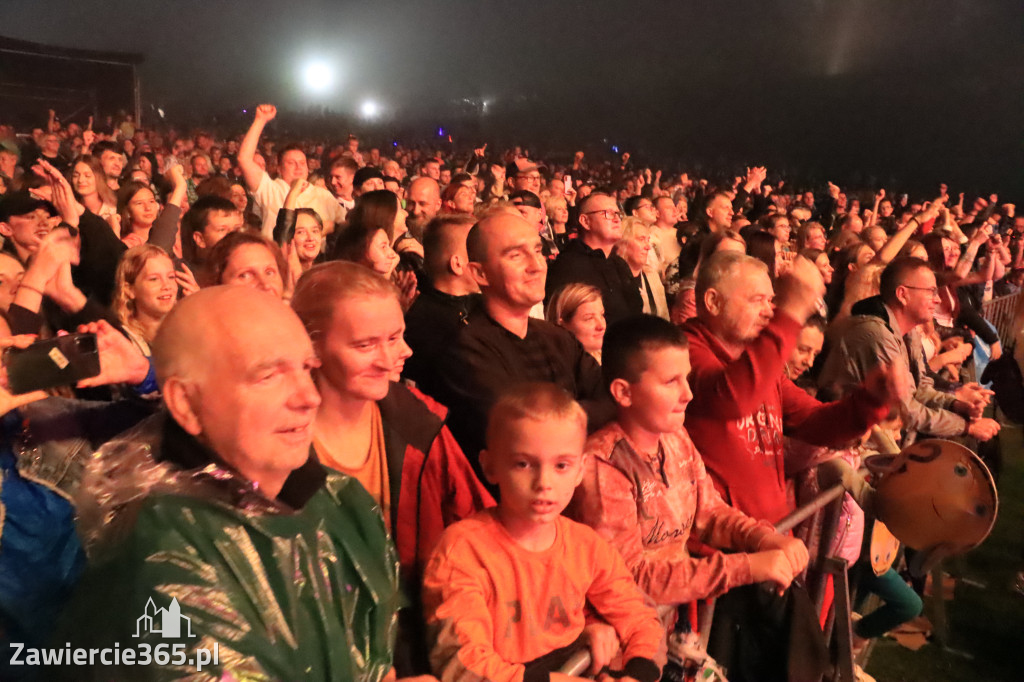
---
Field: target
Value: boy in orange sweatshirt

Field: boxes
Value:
[422,382,664,682]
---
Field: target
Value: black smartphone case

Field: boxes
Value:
[3,333,101,395]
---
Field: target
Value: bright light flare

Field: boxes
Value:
[301,60,335,95]
[360,99,380,119]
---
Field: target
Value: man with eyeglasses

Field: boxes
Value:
[546,192,643,325]
[819,256,1000,444]
[505,158,542,195]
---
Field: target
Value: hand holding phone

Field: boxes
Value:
[3,333,100,395]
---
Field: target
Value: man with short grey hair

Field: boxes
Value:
[683,251,898,524]
[67,286,403,680]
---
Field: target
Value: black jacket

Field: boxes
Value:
[545,239,642,325]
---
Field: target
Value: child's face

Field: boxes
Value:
[484,416,586,528]
[618,346,693,436]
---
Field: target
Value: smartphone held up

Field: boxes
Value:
[3,333,100,395]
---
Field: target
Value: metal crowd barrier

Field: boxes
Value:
[559,479,853,680]
[981,290,1022,344]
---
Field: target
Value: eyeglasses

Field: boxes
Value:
[902,285,939,296]
[583,209,622,221]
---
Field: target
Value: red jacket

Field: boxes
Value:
[379,383,495,676]
[681,314,887,524]
[378,383,495,577]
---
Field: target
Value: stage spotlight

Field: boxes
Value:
[301,60,335,95]
[360,99,379,119]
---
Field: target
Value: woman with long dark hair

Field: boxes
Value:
[115,165,186,253]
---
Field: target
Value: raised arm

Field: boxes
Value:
[238,104,277,192]
[952,222,992,282]
[147,164,186,252]
[875,198,943,265]
[273,178,308,246]
[687,257,825,420]
[865,188,884,229]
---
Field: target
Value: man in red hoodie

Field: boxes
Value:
[681,251,901,681]
[681,251,898,525]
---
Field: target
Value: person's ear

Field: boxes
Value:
[193,231,207,250]
[573,452,588,487]
[895,285,910,308]
[479,448,499,485]
[577,213,591,234]
[449,253,464,276]
[609,377,632,408]
[704,288,724,316]
[0,222,11,238]
[468,261,489,288]
[163,377,202,436]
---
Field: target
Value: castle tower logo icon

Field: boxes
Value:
[133,597,195,638]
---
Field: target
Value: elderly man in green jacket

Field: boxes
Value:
[63,286,405,681]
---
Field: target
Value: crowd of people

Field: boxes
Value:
[0,103,1020,681]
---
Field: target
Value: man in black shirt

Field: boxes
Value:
[545,192,642,325]
[434,211,604,481]
[403,214,481,397]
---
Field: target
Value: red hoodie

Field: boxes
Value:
[681,313,887,524]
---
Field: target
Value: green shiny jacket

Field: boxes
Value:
[61,417,401,682]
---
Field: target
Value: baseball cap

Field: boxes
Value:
[509,190,542,209]
[505,157,540,179]
[0,191,46,223]
[353,166,385,188]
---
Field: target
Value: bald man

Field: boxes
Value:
[406,177,442,241]
[68,286,402,680]
[431,212,604,484]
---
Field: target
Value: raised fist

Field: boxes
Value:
[255,104,277,123]
[775,255,826,323]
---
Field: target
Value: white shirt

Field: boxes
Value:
[253,172,345,238]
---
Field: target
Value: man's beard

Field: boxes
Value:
[407,215,427,241]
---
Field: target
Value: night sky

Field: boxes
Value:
[2,0,1022,196]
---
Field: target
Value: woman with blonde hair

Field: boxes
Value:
[112,244,179,354]
[616,217,668,318]
[544,193,571,250]
[546,283,606,363]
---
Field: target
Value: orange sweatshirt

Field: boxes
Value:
[423,509,663,682]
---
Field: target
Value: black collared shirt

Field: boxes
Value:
[432,313,604,483]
